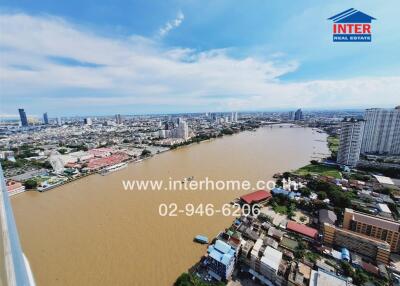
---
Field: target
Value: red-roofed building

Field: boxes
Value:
[86,153,129,171]
[240,190,272,205]
[361,262,379,275]
[6,180,26,197]
[287,221,318,239]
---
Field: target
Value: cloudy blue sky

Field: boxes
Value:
[0,0,399,117]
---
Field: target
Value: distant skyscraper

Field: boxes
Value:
[43,112,49,125]
[361,107,400,155]
[337,118,365,167]
[288,111,295,120]
[294,109,303,121]
[115,114,122,124]
[231,112,238,122]
[56,117,62,126]
[176,120,189,140]
[18,108,28,127]
[84,117,92,125]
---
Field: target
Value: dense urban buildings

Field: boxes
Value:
[361,107,400,155]
[336,106,400,167]
[337,118,365,166]
[1,108,400,286]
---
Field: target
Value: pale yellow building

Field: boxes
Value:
[343,208,400,252]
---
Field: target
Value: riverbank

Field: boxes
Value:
[19,124,298,194]
[11,126,329,286]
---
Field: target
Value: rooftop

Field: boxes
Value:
[346,208,400,232]
[310,269,350,286]
[240,190,271,204]
[260,246,282,273]
[374,175,394,185]
[207,240,235,267]
[287,220,318,239]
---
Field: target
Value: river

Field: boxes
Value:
[11,126,329,286]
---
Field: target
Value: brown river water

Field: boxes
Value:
[11,126,329,286]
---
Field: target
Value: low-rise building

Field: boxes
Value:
[240,190,272,205]
[318,209,337,225]
[309,268,353,286]
[6,180,25,196]
[206,240,236,281]
[247,242,286,286]
[287,221,319,240]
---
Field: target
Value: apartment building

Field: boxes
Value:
[361,107,400,155]
[323,223,390,264]
[343,208,400,252]
[337,118,365,166]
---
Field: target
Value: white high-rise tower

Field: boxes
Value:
[361,107,400,155]
[337,118,365,167]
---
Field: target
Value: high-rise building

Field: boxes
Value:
[343,208,400,252]
[43,112,49,125]
[56,117,62,126]
[176,120,189,140]
[231,112,238,122]
[294,109,303,121]
[115,114,122,124]
[337,118,365,167]
[84,117,92,125]
[18,109,28,127]
[361,107,400,155]
[288,111,295,120]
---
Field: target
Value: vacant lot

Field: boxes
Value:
[294,164,341,179]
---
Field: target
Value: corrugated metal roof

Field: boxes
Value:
[287,221,318,239]
[240,190,271,204]
[260,246,282,272]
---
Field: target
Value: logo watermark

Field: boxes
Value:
[121,177,277,192]
[328,8,376,42]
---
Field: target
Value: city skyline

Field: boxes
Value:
[0,106,372,121]
[1,1,400,117]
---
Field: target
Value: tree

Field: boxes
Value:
[317,191,327,200]
[275,179,283,187]
[24,179,38,189]
[58,148,67,154]
[340,261,354,277]
[310,160,319,165]
[141,149,151,157]
[299,187,311,197]
[294,240,307,259]
[221,128,234,135]
[174,273,191,286]
[283,172,291,180]
[352,269,369,285]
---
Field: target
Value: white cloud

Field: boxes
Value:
[158,11,184,37]
[0,12,399,114]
